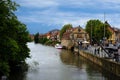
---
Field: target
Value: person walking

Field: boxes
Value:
[94,48,97,55]
[114,52,119,62]
[97,47,100,56]
[118,46,120,62]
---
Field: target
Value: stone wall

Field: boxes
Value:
[80,51,120,77]
[61,40,74,49]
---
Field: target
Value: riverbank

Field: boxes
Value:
[79,50,120,78]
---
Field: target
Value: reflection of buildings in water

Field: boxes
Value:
[60,50,88,69]
[60,50,120,80]
[86,61,120,80]
[80,55,120,80]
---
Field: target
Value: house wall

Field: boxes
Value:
[73,28,89,41]
[108,27,115,43]
[61,40,74,49]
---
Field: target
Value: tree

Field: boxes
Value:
[85,19,111,43]
[60,24,73,39]
[0,0,30,76]
[34,32,39,43]
[39,37,49,44]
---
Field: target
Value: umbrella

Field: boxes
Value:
[82,41,89,44]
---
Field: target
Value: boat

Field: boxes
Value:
[55,44,63,49]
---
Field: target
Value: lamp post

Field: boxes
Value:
[91,21,92,45]
[103,12,106,46]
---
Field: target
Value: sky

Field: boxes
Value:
[14,0,120,34]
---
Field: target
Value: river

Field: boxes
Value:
[9,42,119,80]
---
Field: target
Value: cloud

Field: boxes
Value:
[15,0,120,33]
[17,9,120,26]
[16,0,120,9]
[16,0,59,8]
[17,9,102,27]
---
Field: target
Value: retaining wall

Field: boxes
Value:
[80,51,120,77]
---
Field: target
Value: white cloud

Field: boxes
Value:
[17,10,102,27]
[15,0,120,30]
[16,0,59,8]
[16,0,120,9]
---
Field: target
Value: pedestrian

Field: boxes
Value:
[97,47,100,54]
[94,48,97,55]
[118,46,120,62]
[114,52,119,62]
[97,47,101,57]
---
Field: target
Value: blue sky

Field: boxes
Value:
[14,0,120,34]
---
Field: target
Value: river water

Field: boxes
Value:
[9,42,119,80]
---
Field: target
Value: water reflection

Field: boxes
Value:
[60,50,104,80]
[8,43,120,80]
[60,50,83,68]
[8,64,28,80]
[60,50,120,80]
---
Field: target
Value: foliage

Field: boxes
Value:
[0,0,30,76]
[34,33,50,45]
[34,32,39,43]
[45,40,53,45]
[45,40,60,46]
[39,37,49,44]
[85,19,112,43]
[60,24,73,39]
[0,62,10,76]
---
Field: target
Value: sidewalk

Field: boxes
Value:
[81,45,119,62]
